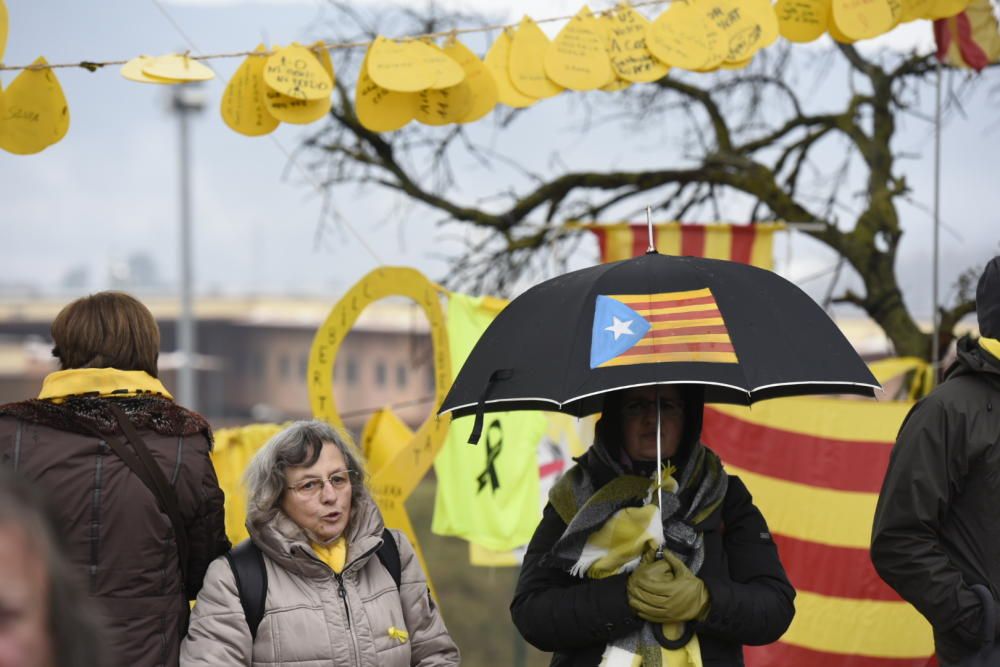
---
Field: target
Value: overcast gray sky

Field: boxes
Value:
[1,0,997,323]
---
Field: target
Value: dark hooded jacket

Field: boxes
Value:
[510,388,795,666]
[871,337,1000,665]
[0,396,231,667]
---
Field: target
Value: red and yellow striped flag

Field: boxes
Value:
[584,222,783,269]
[704,396,934,667]
[596,289,738,367]
[935,0,1000,71]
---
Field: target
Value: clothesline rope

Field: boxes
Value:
[0,0,673,73]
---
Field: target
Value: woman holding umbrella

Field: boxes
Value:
[510,383,795,666]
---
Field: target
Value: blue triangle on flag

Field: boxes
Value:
[590,296,652,368]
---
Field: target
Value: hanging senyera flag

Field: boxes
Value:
[934,0,1000,71]
[582,221,783,270]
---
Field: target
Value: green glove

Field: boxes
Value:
[626,550,711,623]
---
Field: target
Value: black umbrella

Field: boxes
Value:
[439,252,879,442]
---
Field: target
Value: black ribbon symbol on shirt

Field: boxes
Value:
[476,419,503,494]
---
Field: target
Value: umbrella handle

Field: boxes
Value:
[652,621,695,650]
[467,368,513,445]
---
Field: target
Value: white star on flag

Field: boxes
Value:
[605,316,634,341]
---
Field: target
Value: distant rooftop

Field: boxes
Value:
[0,295,433,333]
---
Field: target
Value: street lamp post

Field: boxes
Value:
[171,84,205,410]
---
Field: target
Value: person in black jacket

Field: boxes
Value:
[510,384,795,667]
[871,256,1000,666]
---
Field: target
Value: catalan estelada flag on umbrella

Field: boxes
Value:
[590,288,738,368]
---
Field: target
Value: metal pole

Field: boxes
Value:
[931,61,942,387]
[172,84,204,410]
[645,206,656,253]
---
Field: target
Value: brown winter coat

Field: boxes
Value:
[180,493,460,667]
[0,396,231,667]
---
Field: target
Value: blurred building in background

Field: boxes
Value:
[0,296,435,433]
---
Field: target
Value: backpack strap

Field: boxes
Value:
[376,528,402,590]
[65,402,191,591]
[224,539,267,641]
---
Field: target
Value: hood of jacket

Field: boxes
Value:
[946,336,1000,386]
[247,492,386,580]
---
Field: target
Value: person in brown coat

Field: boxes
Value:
[0,291,230,667]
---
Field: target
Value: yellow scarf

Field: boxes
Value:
[311,537,347,574]
[979,337,1000,363]
[38,368,173,403]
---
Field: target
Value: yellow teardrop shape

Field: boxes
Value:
[925,0,971,19]
[310,41,335,83]
[414,80,473,126]
[700,0,773,64]
[142,54,215,82]
[367,37,438,93]
[745,0,781,52]
[221,45,280,137]
[263,84,330,124]
[599,73,633,91]
[0,57,70,155]
[776,0,830,43]
[605,5,670,84]
[484,29,538,109]
[443,39,499,123]
[831,0,895,40]
[121,56,180,84]
[544,6,615,91]
[263,43,332,101]
[509,17,564,99]
[646,2,726,72]
[827,12,857,42]
[720,54,754,69]
[900,0,935,22]
[416,41,466,90]
[0,0,9,64]
[354,47,418,132]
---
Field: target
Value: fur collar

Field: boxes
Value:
[0,396,212,440]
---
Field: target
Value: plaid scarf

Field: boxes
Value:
[546,441,728,667]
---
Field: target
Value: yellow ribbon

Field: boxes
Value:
[387,627,409,643]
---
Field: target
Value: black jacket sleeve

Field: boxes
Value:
[870,396,984,647]
[183,433,231,601]
[510,503,644,652]
[696,476,796,646]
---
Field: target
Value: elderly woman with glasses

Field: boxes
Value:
[181,420,460,667]
[510,385,795,667]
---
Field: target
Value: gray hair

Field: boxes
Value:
[244,420,369,527]
[0,467,106,667]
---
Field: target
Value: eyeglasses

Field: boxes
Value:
[621,398,684,419]
[287,471,358,497]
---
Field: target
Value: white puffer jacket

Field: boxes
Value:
[180,495,460,666]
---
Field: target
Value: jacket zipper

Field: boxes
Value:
[334,571,366,666]
[334,572,351,629]
[307,542,382,666]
